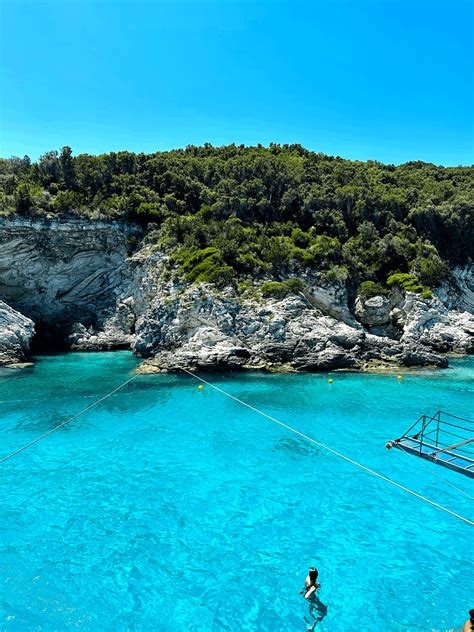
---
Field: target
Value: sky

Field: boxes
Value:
[0,0,473,166]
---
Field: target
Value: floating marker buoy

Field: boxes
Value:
[328,379,333,383]
[397,375,402,380]
[198,384,204,390]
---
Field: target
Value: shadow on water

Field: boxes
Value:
[1,380,178,436]
[304,595,328,630]
[273,436,320,458]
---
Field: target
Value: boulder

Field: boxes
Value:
[0,300,35,365]
[419,311,474,354]
[399,344,448,368]
[354,295,391,326]
[294,343,358,371]
[147,343,251,372]
[396,292,474,354]
[69,298,136,350]
[304,278,356,325]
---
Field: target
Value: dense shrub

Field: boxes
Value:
[172,246,234,286]
[387,273,432,298]
[358,281,389,299]
[53,190,83,213]
[14,183,33,214]
[261,278,304,298]
[413,254,450,287]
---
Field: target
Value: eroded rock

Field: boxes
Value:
[0,300,35,365]
[354,295,391,326]
[0,217,141,341]
[0,217,472,373]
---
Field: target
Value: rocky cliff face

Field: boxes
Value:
[134,278,473,373]
[0,300,35,365]
[0,217,472,371]
[0,217,141,347]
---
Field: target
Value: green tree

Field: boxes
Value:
[59,146,75,188]
[14,183,33,214]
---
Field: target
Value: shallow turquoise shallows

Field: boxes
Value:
[1,353,473,631]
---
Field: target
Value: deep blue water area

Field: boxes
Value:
[1,352,473,631]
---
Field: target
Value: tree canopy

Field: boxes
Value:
[0,144,472,291]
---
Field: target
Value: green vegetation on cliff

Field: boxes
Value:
[0,144,472,291]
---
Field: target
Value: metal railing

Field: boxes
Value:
[403,411,474,458]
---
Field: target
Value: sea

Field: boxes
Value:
[1,351,473,631]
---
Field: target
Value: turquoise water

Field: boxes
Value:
[1,352,473,631]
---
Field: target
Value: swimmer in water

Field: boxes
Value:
[302,567,327,630]
[304,567,320,600]
[463,609,474,632]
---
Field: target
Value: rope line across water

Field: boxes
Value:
[180,367,474,527]
[2,365,472,526]
[0,374,138,464]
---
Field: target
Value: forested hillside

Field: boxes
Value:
[0,144,472,295]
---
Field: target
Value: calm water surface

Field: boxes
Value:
[1,352,473,631]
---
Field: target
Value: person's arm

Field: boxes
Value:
[304,585,316,600]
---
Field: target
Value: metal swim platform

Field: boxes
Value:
[387,411,474,478]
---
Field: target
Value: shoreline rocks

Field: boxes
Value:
[132,283,465,373]
[0,218,472,372]
[0,300,35,366]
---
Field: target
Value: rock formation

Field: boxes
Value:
[0,217,472,372]
[0,217,141,345]
[134,282,467,372]
[0,300,35,365]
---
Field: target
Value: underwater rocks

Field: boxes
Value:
[0,300,35,365]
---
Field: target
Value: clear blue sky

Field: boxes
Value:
[0,0,473,165]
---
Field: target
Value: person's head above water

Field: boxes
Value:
[308,567,318,583]
[470,609,474,621]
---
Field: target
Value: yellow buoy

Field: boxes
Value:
[198,384,204,390]
[397,375,403,380]
[328,378,333,384]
